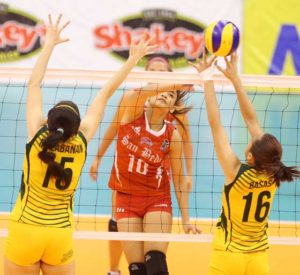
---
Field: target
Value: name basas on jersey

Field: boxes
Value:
[39,141,84,154]
[249,178,276,189]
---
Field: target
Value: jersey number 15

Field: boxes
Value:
[42,157,74,190]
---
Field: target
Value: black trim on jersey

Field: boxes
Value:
[18,127,47,222]
[223,164,252,250]
[20,215,71,227]
[224,164,253,219]
[28,192,69,208]
[20,173,25,200]
[70,194,73,211]
[78,131,87,148]
[24,206,69,220]
[217,209,228,243]
[226,164,252,188]
[26,125,48,147]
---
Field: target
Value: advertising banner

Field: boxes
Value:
[243,0,300,75]
[0,0,242,71]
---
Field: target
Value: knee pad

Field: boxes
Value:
[145,250,169,275]
[128,262,147,275]
[108,218,118,232]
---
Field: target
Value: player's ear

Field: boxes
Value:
[247,152,254,165]
[171,103,184,114]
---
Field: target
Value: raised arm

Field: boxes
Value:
[27,14,69,140]
[216,53,264,138]
[123,83,194,119]
[89,99,126,181]
[204,80,240,183]
[79,37,156,142]
[170,130,200,234]
[190,52,240,182]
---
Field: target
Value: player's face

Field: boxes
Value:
[149,91,177,111]
[147,61,170,72]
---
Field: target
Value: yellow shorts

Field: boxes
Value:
[208,249,270,275]
[5,221,74,266]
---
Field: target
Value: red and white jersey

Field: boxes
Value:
[165,112,175,123]
[108,113,175,196]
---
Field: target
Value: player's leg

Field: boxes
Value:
[40,261,75,275]
[118,217,146,275]
[143,211,172,275]
[108,190,123,275]
[4,258,40,275]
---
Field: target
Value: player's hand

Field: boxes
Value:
[215,52,239,82]
[129,35,158,62]
[189,48,217,74]
[182,222,202,234]
[89,158,101,181]
[44,14,70,47]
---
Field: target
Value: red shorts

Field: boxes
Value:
[115,192,172,220]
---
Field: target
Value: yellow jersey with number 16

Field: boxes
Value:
[10,125,87,228]
[213,164,277,252]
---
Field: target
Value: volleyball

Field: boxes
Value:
[204,20,240,57]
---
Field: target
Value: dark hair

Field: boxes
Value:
[146,55,172,72]
[250,133,300,186]
[171,90,192,132]
[38,101,81,184]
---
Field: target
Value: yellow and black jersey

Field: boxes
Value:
[10,125,87,228]
[213,164,277,252]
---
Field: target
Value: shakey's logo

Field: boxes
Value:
[93,9,205,68]
[0,3,45,63]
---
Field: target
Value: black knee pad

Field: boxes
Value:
[128,262,147,275]
[108,218,118,232]
[145,250,169,275]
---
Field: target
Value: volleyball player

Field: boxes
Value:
[90,55,220,274]
[191,52,300,274]
[3,14,156,275]
[89,55,195,275]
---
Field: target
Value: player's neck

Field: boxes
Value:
[145,109,165,131]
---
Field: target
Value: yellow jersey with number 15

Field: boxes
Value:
[10,125,87,228]
[213,164,277,252]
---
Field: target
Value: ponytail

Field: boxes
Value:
[38,129,70,185]
[250,133,300,187]
[268,160,300,187]
[38,100,81,185]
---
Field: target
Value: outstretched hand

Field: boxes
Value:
[215,52,239,81]
[189,48,217,74]
[129,36,158,62]
[44,14,70,47]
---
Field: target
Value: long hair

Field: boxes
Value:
[171,90,192,132]
[250,133,300,186]
[38,101,81,185]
